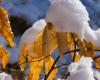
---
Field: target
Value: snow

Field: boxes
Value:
[67,56,95,80]
[45,0,100,49]
[19,19,46,58]
[0,72,12,80]
[45,0,90,39]
[94,69,100,80]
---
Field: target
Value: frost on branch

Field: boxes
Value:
[67,56,95,80]
[45,0,100,49]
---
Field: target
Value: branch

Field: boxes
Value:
[14,55,50,68]
[93,55,100,60]
[44,56,60,80]
[54,63,68,69]
[44,48,81,79]
[63,49,80,55]
[71,33,77,62]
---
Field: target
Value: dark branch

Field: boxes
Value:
[44,56,60,80]
[14,55,50,68]
[54,63,68,69]
[93,55,100,60]
[71,33,77,62]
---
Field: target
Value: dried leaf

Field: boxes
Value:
[42,23,57,56]
[18,46,27,71]
[76,39,86,56]
[45,56,58,79]
[74,52,81,62]
[19,29,44,59]
[94,57,100,69]
[83,40,94,57]
[19,22,58,79]
[28,30,44,58]
[0,46,10,68]
[27,56,43,80]
[20,24,57,59]
[56,32,68,56]
[66,33,75,57]
[0,7,15,47]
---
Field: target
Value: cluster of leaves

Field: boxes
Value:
[0,3,15,68]
[0,1,99,79]
[18,23,100,80]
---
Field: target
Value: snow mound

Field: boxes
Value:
[45,0,90,39]
[19,19,46,58]
[67,56,95,80]
[0,72,12,80]
[45,0,100,49]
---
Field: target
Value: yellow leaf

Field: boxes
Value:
[74,52,81,62]
[19,22,57,60]
[0,45,10,68]
[45,56,58,80]
[27,30,43,58]
[19,23,58,80]
[18,46,27,71]
[83,40,94,57]
[66,33,75,57]
[56,32,68,56]
[0,7,15,47]
[94,57,100,69]
[66,33,81,62]
[42,23,57,56]
[19,24,57,59]
[76,39,86,56]
[27,56,43,80]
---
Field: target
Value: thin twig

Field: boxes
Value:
[44,56,60,80]
[93,55,100,60]
[44,48,80,79]
[44,61,47,78]
[63,49,80,55]
[16,49,100,68]
[14,55,50,68]
[71,33,77,62]
[54,63,68,69]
